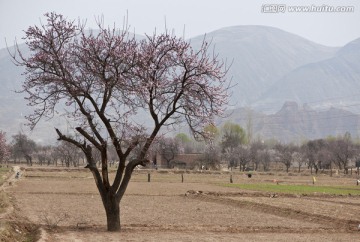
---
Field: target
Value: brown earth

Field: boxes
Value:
[0,166,40,241]
[2,167,360,241]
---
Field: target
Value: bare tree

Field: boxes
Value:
[237,145,252,171]
[249,140,265,171]
[275,143,298,173]
[302,139,327,174]
[317,148,333,171]
[328,137,355,174]
[11,13,229,231]
[0,131,10,165]
[258,149,271,171]
[200,144,221,170]
[37,145,53,166]
[11,133,37,165]
[55,141,82,167]
[158,137,180,168]
[223,148,239,169]
[292,151,304,173]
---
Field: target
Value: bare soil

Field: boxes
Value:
[0,166,40,241]
[3,167,360,241]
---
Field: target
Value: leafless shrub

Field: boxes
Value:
[38,211,70,230]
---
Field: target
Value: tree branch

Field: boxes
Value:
[115,158,149,201]
[55,128,106,197]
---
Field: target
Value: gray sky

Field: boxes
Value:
[0,0,359,49]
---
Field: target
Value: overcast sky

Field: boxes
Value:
[0,0,359,49]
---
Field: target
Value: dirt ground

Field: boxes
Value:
[3,167,360,241]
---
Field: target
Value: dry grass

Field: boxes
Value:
[0,166,11,186]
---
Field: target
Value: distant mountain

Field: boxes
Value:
[255,38,360,113]
[223,102,360,143]
[190,25,338,106]
[0,25,359,143]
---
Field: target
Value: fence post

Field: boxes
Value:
[181,173,184,183]
[148,173,151,182]
[230,174,233,183]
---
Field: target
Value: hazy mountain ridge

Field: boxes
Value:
[0,25,359,143]
[190,25,339,106]
[0,46,31,137]
[254,37,360,113]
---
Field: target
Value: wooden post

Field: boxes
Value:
[230,174,233,183]
[330,163,332,177]
[148,173,151,182]
[181,174,184,183]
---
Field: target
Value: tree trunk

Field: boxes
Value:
[104,194,120,231]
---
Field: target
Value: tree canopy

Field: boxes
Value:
[11,12,230,231]
[221,121,247,151]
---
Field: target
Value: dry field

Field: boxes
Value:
[2,166,360,241]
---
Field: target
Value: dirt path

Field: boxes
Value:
[0,166,21,219]
[1,166,21,187]
[0,166,39,242]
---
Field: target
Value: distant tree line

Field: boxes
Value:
[1,128,359,175]
[155,124,360,174]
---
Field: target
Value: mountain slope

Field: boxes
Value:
[0,45,33,139]
[255,38,360,113]
[0,26,356,143]
[190,25,338,106]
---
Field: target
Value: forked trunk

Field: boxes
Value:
[103,193,120,231]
